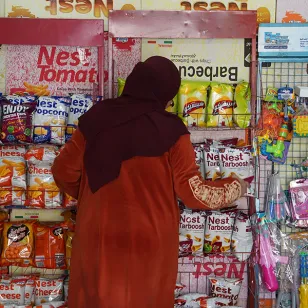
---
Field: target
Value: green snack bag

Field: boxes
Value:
[234,81,251,129]
[264,87,282,103]
[117,78,126,97]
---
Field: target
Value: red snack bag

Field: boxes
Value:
[1,221,35,267]
[34,223,66,269]
[63,194,77,208]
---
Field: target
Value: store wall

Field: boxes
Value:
[276,0,308,23]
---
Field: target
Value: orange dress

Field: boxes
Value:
[52,129,241,308]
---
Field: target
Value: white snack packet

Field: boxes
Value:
[231,212,253,261]
[203,145,221,181]
[25,145,59,165]
[179,210,205,256]
[0,278,25,306]
[34,278,64,305]
[0,146,26,206]
[193,144,205,179]
[209,277,243,305]
[66,94,93,142]
[33,96,70,145]
[204,211,236,255]
[174,293,229,308]
[174,283,185,298]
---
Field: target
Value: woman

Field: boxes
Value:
[52,56,247,308]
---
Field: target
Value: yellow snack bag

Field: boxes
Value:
[207,83,235,127]
[165,94,178,114]
[178,81,209,127]
[234,81,251,129]
[117,78,126,97]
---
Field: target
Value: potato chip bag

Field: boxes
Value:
[233,81,251,129]
[178,81,209,127]
[117,78,126,97]
[0,146,26,206]
[1,221,35,267]
[34,223,66,269]
[207,83,235,127]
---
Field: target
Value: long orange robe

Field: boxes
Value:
[52,129,241,308]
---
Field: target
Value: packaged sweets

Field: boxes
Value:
[179,210,205,256]
[0,146,26,206]
[117,78,126,97]
[1,221,35,267]
[33,97,70,145]
[231,212,253,261]
[0,99,37,144]
[207,83,235,127]
[34,223,66,269]
[204,211,236,254]
[66,94,93,142]
[209,277,243,305]
[34,278,64,305]
[233,81,251,129]
[178,81,209,127]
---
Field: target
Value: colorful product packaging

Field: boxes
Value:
[178,81,209,127]
[233,81,251,129]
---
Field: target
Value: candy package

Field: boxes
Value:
[207,83,235,127]
[34,223,66,269]
[209,277,243,305]
[179,209,205,256]
[66,94,93,142]
[33,96,70,145]
[203,211,236,254]
[178,81,209,127]
[0,98,37,144]
[1,221,35,267]
[233,81,251,129]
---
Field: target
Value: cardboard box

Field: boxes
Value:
[276,0,308,23]
[141,0,276,24]
[4,0,142,30]
[142,38,249,84]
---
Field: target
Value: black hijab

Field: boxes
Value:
[78,56,189,193]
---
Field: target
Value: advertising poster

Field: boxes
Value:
[276,0,308,23]
[5,0,142,30]
[141,0,276,24]
[141,38,249,84]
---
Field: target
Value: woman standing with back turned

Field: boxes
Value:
[52,56,247,308]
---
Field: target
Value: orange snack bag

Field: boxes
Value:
[1,221,35,267]
[34,223,66,269]
[63,193,77,208]
[65,231,75,269]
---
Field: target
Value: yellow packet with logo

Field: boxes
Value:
[117,78,126,97]
[207,83,235,127]
[234,81,251,129]
[178,81,209,127]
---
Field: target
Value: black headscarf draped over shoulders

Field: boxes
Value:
[78,56,189,193]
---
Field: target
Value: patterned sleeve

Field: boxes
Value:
[169,135,241,210]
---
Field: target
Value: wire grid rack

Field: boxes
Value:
[257,61,308,307]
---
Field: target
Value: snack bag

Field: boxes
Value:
[66,94,93,142]
[34,278,64,305]
[117,78,126,97]
[234,81,251,129]
[0,277,26,306]
[193,144,205,179]
[34,223,66,269]
[207,83,235,127]
[25,145,58,166]
[4,95,37,105]
[174,293,229,307]
[63,194,77,208]
[174,283,185,298]
[65,231,74,269]
[1,99,37,144]
[26,163,62,208]
[33,96,70,145]
[204,211,236,254]
[63,278,69,303]
[231,212,253,261]
[166,95,178,114]
[0,146,26,206]
[178,81,209,127]
[209,277,243,305]
[203,145,221,181]
[1,221,35,267]
[179,210,205,256]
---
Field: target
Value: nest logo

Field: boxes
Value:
[179,1,247,11]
